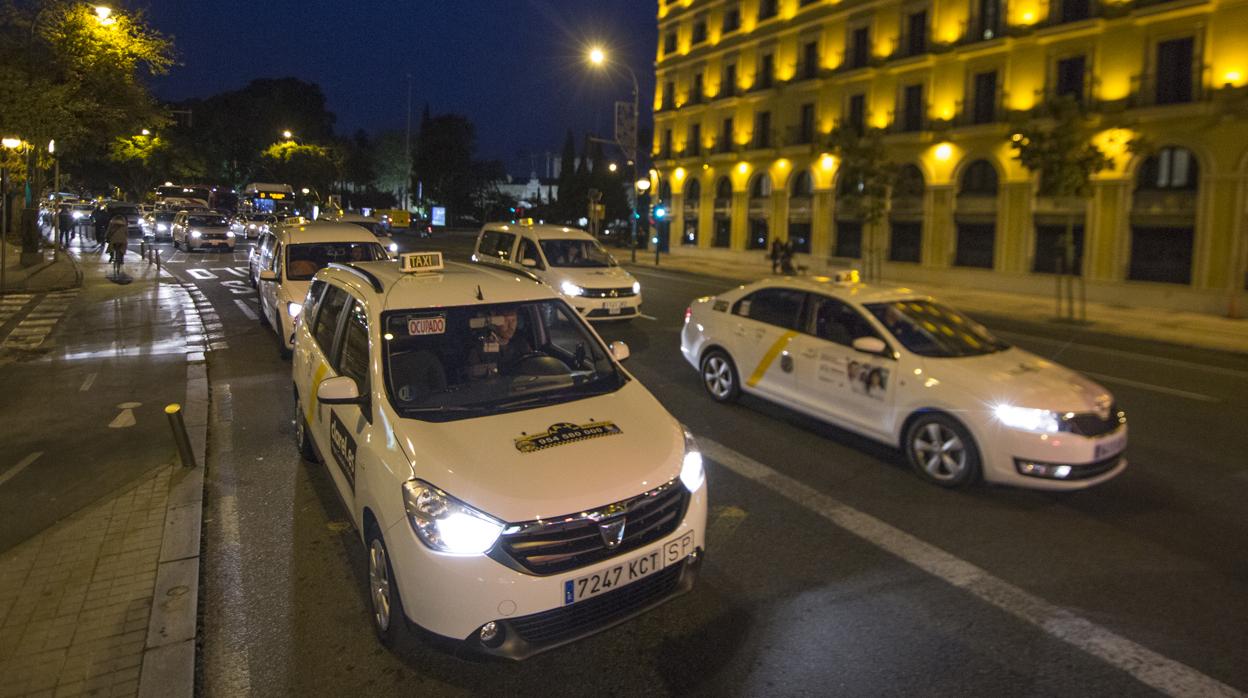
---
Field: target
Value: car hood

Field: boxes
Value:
[546,266,636,289]
[923,347,1112,413]
[279,279,310,303]
[395,381,684,523]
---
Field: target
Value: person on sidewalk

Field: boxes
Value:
[93,205,110,248]
[780,238,796,275]
[107,214,128,264]
[56,205,73,248]
[769,238,783,274]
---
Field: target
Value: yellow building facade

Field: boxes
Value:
[653,0,1248,314]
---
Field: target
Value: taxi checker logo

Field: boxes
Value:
[514,421,623,453]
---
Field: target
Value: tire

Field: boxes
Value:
[700,349,740,403]
[904,413,982,488]
[294,395,317,461]
[365,524,411,648]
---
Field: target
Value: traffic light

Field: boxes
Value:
[653,205,667,220]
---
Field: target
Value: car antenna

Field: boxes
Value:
[475,284,484,301]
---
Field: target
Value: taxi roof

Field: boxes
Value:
[275,221,383,244]
[322,259,555,310]
[482,222,594,241]
[753,275,930,305]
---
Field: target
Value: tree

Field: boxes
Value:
[413,113,478,219]
[371,130,409,202]
[1009,97,1113,321]
[0,1,173,253]
[259,141,340,194]
[827,127,897,280]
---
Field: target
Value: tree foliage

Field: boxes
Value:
[827,127,897,226]
[1009,97,1112,198]
[259,141,339,194]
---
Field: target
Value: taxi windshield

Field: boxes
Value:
[864,300,1009,358]
[382,300,625,422]
[285,242,387,280]
[539,239,614,268]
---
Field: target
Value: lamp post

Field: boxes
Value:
[587,46,641,262]
[1,137,22,295]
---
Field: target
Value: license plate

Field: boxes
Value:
[603,300,623,314]
[563,531,694,605]
[1094,431,1126,460]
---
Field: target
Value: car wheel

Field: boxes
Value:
[366,525,410,648]
[905,413,982,488]
[294,395,317,461]
[700,349,740,403]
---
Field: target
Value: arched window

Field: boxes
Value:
[658,180,672,202]
[713,177,732,248]
[1129,147,1198,284]
[715,177,732,202]
[894,164,925,198]
[749,173,772,199]
[682,179,701,246]
[685,178,702,202]
[960,160,999,195]
[1136,147,1198,191]
[791,170,813,197]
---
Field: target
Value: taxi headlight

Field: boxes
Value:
[992,404,1060,433]
[156,223,168,232]
[226,231,236,238]
[402,480,504,555]
[632,280,641,295]
[388,242,398,253]
[190,230,202,239]
[287,302,302,318]
[680,430,705,492]
[71,211,84,220]
[560,281,585,297]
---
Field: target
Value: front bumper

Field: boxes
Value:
[982,422,1128,490]
[187,237,236,250]
[566,293,642,321]
[384,485,706,658]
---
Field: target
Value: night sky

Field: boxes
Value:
[143,0,658,178]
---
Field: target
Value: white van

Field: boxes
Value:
[472,222,642,321]
[256,221,389,356]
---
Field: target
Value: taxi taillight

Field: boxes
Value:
[684,306,692,324]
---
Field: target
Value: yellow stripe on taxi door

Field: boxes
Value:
[746,331,798,387]
[308,361,329,424]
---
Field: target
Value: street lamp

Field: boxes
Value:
[1,137,25,295]
[140,128,150,136]
[94,5,113,22]
[282,130,294,140]
[586,45,641,262]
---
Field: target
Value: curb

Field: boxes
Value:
[137,358,208,698]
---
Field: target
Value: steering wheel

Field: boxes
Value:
[507,351,570,376]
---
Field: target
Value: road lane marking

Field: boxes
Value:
[1080,370,1220,403]
[0,452,43,487]
[109,402,141,428]
[187,268,217,280]
[79,372,97,392]
[232,299,258,321]
[639,313,659,321]
[697,436,1244,698]
[993,330,1248,380]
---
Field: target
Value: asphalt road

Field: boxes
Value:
[157,232,1248,697]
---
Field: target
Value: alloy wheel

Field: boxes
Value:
[369,539,392,633]
[911,422,967,482]
[703,356,733,399]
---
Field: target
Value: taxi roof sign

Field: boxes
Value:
[400,251,444,273]
[813,269,861,285]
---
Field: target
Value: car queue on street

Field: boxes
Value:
[218,214,1129,661]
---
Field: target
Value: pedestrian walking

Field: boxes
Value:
[780,238,796,275]
[93,205,109,248]
[769,238,783,274]
[56,205,73,248]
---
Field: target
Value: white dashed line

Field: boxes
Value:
[697,436,1245,698]
[0,452,43,487]
[1080,370,1220,403]
[233,299,258,321]
[79,372,97,392]
[638,313,659,321]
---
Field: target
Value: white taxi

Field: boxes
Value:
[257,221,389,357]
[472,222,642,321]
[291,252,706,658]
[681,272,1127,490]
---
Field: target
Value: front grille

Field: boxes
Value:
[1063,403,1124,437]
[581,286,636,298]
[508,563,684,645]
[494,480,688,576]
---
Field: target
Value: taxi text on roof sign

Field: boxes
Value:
[400,252,444,273]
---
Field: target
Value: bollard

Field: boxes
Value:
[165,403,197,468]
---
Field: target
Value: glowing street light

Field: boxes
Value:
[608,162,618,173]
[635,178,651,192]
[282,130,294,140]
[1,138,21,150]
[586,44,642,260]
[588,47,605,66]
[140,129,150,136]
[93,5,115,25]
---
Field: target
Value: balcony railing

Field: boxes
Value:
[1128,66,1209,108]
[784,125,816,146]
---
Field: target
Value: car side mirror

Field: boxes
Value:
[258,270,277,282]
[609,341,630,362]
[852,336,888,355]
[520,258,537,268]
[317,376,366,405]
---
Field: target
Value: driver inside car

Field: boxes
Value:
[467,308,534,378]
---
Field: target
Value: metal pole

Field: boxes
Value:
[628,65,640,263]
[1,166,7,295]
[165,404,196,468]
[404,73,413,212]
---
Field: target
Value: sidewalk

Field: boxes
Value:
[1,236,82,295]
[624,248,1248,356]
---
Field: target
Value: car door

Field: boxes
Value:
[321,296,373,506]
[789,294,896,437]
[171,213,184,245]
[727,287,808,402]
[260,242,282,329]
[302,285,352,462]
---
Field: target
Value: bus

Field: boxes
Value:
[153,184,237,211]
